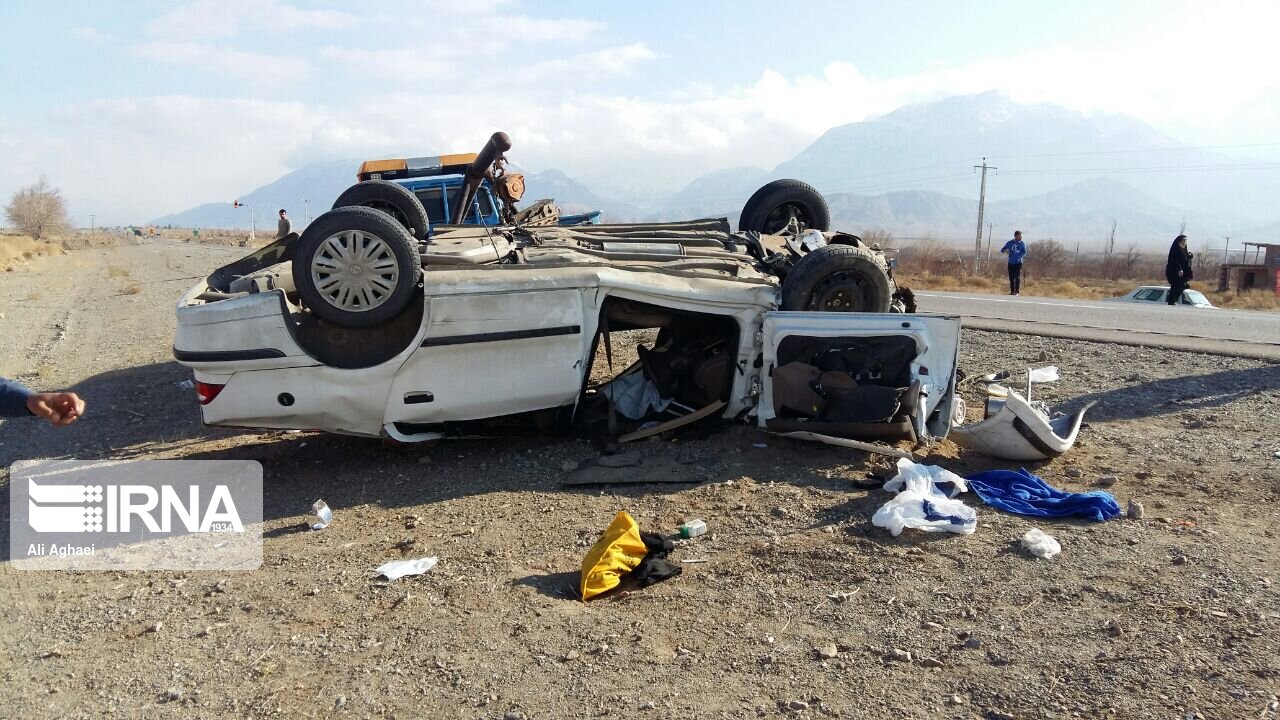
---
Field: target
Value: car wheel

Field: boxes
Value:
[292,207,422,328]
[332,180,431,241]
[782,245,893,313]
[739,179,831,234]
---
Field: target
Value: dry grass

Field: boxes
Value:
[121,283,142,296]
[898,270,1279,311]
[105,265,131,279]
[0,234,63,271]
[899,271,1133,300]
[1205,289,1280,311]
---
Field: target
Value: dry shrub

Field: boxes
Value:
[122,283,142,296]
[1206,290,1280,311]
[106,265,131,279]
[964,276,994,290]
[0,235,62,270]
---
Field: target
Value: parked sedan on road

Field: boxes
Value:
[1106,285,1215,308]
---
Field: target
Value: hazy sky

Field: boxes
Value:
[2,0,1278,224]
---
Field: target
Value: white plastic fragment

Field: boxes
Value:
[873,459,976,536]
[1021,528,1061,559]
[1028,366,1060,383]
[376,556,438,581]
[175,379,194,390]
[308,499,332,530]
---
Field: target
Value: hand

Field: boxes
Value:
[1177,270,1184,278]
[26,392,86,427]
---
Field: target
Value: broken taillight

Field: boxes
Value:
[195,381,225,405]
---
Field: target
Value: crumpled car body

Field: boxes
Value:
[173,220,959,445]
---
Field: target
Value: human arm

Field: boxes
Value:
[0,377,34,417]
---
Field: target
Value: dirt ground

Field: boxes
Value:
[1,241,1278,720]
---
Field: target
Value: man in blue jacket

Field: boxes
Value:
[1,376,85,426]
[1000,230,1029,295]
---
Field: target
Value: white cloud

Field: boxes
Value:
[70,26,108,43]
[148,0,357,39]
[134,42,312,88]
[9,1,1280,224]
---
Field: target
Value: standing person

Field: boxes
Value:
[1,376,86,426]
[1000,230,1029,295]
[276,209,296,241]
[1165,234,1193,306]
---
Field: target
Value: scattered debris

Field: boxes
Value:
[966,468,1122,521]
[175,379,194,390]
[562,453,710,486]
[952,389,1095,461]
[873,459,976,536]
[375,556,438,581]
[308,499,332,530]
[1128,499,1145,519]
[816,644,838,660]
[768,430,913,459]
[1021,528,1062,559]
[886,648,912,662]
[598,452,641,468]
[678,519,707,539]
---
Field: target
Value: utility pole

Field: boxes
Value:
[1223,235,1230,265]
[1074,240,1080,271]
[984,222,995,271]
[973,158,995,276]
[89,214,95,235]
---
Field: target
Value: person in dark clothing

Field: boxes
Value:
[1000,230,1028,295]
[1165,234,1193,306]
[0,376,85,426]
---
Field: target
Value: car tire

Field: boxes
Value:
[781,244,893,313]
[292,207,422,328]
[739,179,831,234]
[332,180,431,241]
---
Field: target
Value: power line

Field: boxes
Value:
[987,140,1280,161]
[997,161,1280,176]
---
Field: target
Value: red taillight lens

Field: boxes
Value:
[195,381,225,405]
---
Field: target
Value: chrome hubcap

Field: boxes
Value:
[310,230,400,312]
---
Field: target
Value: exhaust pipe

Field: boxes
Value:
[451,132,512,225]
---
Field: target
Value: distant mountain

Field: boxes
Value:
[518,169,643,221]
[151,159,358,230]
[151,162,643,228]
[825,177,1249,246]
[683,91,1279,225]
[152,92,1280,244]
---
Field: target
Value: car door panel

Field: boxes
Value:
[385,289,588,424]
[758,312,961,439]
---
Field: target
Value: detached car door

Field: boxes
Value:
[385,289,589,426]
[758,312,961,440]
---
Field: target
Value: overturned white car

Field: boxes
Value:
[173,133,957,445]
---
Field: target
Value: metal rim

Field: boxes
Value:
[762,202,811,234]
[310,230,401,312]
[807,271,873,312]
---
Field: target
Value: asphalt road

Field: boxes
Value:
[915,290,1280,360]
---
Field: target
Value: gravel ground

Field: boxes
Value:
[1,241,1278,719]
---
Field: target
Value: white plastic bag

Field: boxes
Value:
[1021,528,1061,559]
[375,556,438,580]
[882,458,968,498]
[873,459,976,536]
